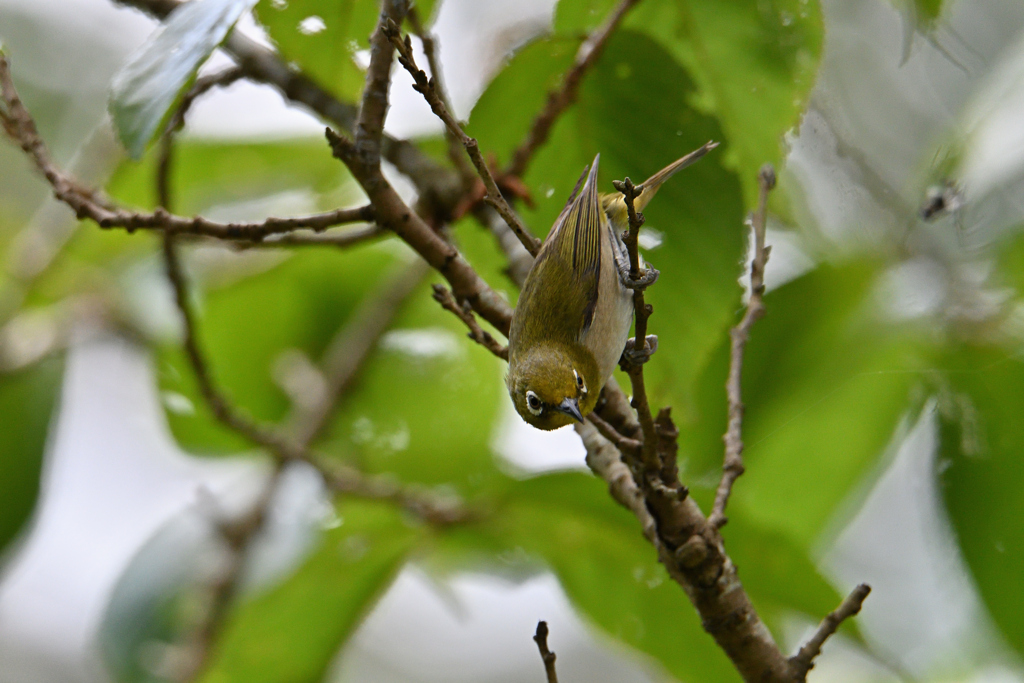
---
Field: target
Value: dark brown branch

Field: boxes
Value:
[615,176,659,472]
[789,584,872,680]
[431,284,508,360]
[533,621,559,683]
[326,128,514,336]
[587,411,641,455]
[383,19,542,257]
[708,164,775,529]
[505,0,642,179]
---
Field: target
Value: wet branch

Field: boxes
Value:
[708,164,775,529]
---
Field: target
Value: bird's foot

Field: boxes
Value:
[619,265,659,291]
[620,335,658,368]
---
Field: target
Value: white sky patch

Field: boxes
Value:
[297,15,325,35]
[491,393,588,474]
[380,328,462,359]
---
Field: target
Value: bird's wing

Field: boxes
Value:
[519,156,604,341]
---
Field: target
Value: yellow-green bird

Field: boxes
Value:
[507,145,714,430]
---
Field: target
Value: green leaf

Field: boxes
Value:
[199,499,420,683]
[319,267,509,498]
[630,0,822,208]
[0,356,63,554]
[253,0,376,105]
[938,345,1024,658]
[680,263,929,547]
[106,139,354,214]
[110,0,259,159]
[157,245,403,453]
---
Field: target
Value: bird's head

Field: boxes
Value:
[506,343,600,431]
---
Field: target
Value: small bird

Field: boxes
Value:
[507,147,712,430]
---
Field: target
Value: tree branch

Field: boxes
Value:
[533,621,559,683]
[708,164,774,529]
[504,0,643,179]
[431,285,508,360]
[383,19,542,256]
[615,176,660,472]
[789,584,872,680]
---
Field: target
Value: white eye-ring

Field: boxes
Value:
[573,369,587,395]
[525,390,543,416]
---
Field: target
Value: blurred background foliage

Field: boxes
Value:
[3,0,1024,681]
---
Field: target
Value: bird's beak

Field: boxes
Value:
[635,140,719,211]
[556,397,584,423]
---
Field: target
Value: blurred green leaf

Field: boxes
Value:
[938,344,1024,658]
[107,139,353,214]
[158,245,402,453]
[254,0,375,104]
[632,0,822,207]
[320,267,509,498]
[110,0,259,159]
[200,499,419,683]
[0,355,63,554]
[680,263,928,547]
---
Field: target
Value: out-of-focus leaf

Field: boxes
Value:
[107,139,353,214]
[554,0,823,208]
[680,263,928,547]
[0,355,63,554]
[158,245,401,453]
[938,345,1024,658]
[633,0,822,207]
[110,0,259,159]
[320,267,509,498]
[254,0,375,105]
[469,29,745,401]
[199,499,419,683]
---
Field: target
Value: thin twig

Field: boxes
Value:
[431,284,508,360]
[587,411,641,455]
[789,584,872,680]
[406,7,475,188]
[708,164,775,529]
[533,621,559,683]
[382,19,542,257]
[504,0,642,179]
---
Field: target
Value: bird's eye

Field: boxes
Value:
[525,390,543,416]
[574,369,586,394]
